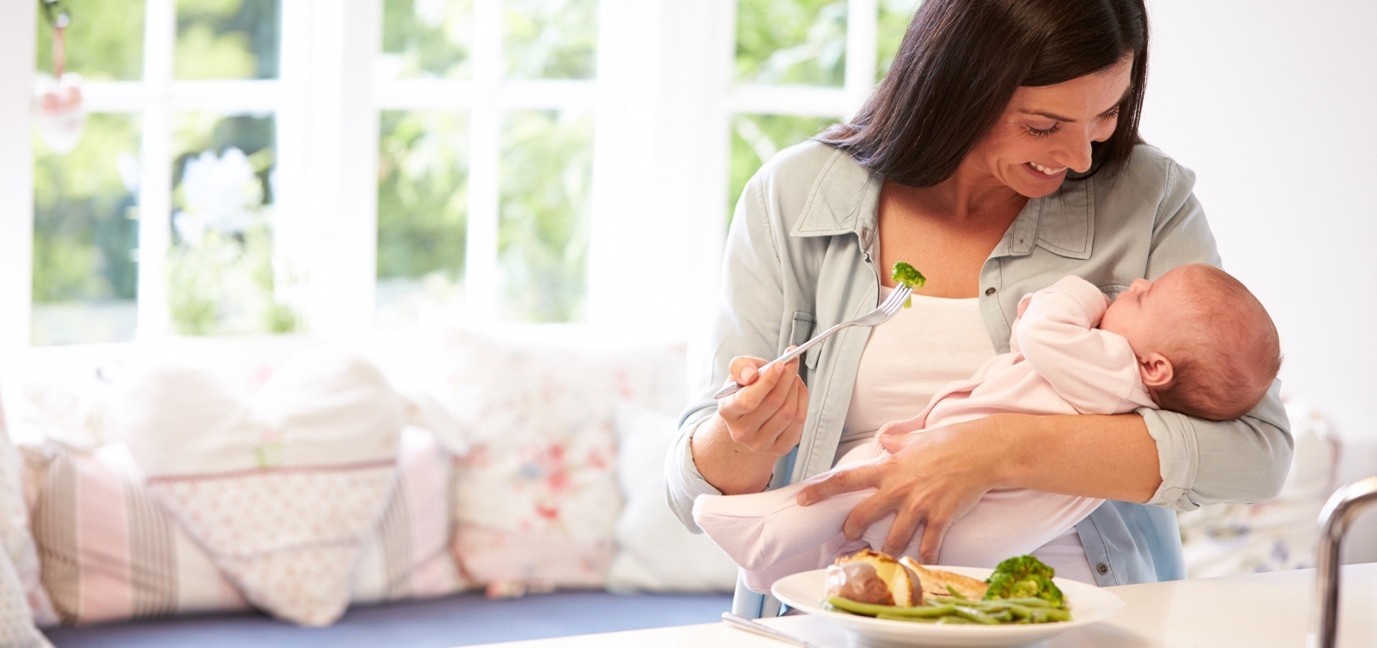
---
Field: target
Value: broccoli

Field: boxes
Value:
[983,555,1065,607]
[890,262,926,308]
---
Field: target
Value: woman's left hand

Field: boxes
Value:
[795,416,1004,564]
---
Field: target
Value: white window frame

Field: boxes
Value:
[1,0,899,354]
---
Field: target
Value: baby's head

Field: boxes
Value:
[1100,263,1281,421]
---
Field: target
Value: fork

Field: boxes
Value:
[721,612,826,648]
[712,284,913,399]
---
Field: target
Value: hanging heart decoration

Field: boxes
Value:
[33,72,86,154]
[33,0,86,154]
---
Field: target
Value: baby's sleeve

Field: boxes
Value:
[1014,276,1151,413]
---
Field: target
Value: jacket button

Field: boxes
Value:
[1096,563,1110,575]
[984,287,996,296]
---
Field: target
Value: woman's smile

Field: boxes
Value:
[1026,161,1068,178]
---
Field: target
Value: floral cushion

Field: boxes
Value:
[436,327,686,597]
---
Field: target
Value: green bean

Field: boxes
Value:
[875,614,942,623]
[936,616,975,625]
[929,596,1062,611]
[1029,608,1073,623]
[1006,604,1035,621]
[825,597,957,618]
[825,594,1073,625]
[951,605,1001,625]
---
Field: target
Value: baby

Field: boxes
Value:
[692,263,1282,592]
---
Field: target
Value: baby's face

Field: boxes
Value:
[1100,267,1194,352]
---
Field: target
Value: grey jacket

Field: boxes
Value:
[665,140,1292,616]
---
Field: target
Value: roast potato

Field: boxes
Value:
[825,549,923,607]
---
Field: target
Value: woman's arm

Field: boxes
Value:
[1137,155,1293,509]
[992,412,1161,502]
[691,358,808,495]
[796,411,1159,562]
[664,170,810,530]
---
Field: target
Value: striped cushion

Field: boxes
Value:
[25,427,463,625]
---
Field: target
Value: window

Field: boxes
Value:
[3,0,919,350]
[375,0,599,326]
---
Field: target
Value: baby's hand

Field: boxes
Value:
[1016,293,1035,319]
[876,429,924,451]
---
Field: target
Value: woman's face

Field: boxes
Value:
[966,55,1134,198]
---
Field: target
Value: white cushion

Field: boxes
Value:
[606,403,738,593]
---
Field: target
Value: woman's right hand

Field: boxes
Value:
[690,353,809,495]
[717,353,809,457]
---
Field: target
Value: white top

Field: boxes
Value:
[840,287,996,453]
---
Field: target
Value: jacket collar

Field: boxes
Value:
[996,178,1095,260]
[790,147,1095,261]
[791,148,881,240]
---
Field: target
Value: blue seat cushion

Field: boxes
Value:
[42,590,734,647]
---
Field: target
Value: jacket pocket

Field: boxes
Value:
[789,311,820,374]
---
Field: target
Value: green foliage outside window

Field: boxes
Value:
[727,1,919,222]
[34,1,145,81]
[175,0,281,80]
[736,0,847,87]
[381,0,475,79]
[498,110,592,323]
[877,0,921,80]
[504,0,598,80]
[32,114,140,304]
[376,111,469,287]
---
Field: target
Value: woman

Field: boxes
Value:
[664,0,1291,618]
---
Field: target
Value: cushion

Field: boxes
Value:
[1,386,56,643]
[0,549,51,647]
[606,403,739,593]
[109,348,408,625]
[349,427,468,604]
[23,427,462,625]
[437,327,686,596]
[1178,397,1342,576]
[26,442,250,624]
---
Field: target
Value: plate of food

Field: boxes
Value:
[771,550,1124,648]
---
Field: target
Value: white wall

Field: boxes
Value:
[1145,1,1377,561]
[1144,1,1377,454]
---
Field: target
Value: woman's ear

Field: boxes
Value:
[1138,352,1174,389]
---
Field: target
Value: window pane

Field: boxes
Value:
[175,0,281,80]
[877,0,921,81]
[498,110,592,323]
[504,0,598,80]
[376,111,470,327]
[169,113,297,335]
[728,114,835,220]
[35,1,145,82]
[380,0,475,80]
[31,114,142,346]
[736,0,846,87]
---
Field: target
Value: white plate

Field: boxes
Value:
[772,566,1124,648]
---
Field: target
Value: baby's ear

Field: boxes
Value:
[1138,353,1174,389]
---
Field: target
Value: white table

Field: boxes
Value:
[465,563,1377,647]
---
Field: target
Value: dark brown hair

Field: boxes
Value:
[819,0,1149,187]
